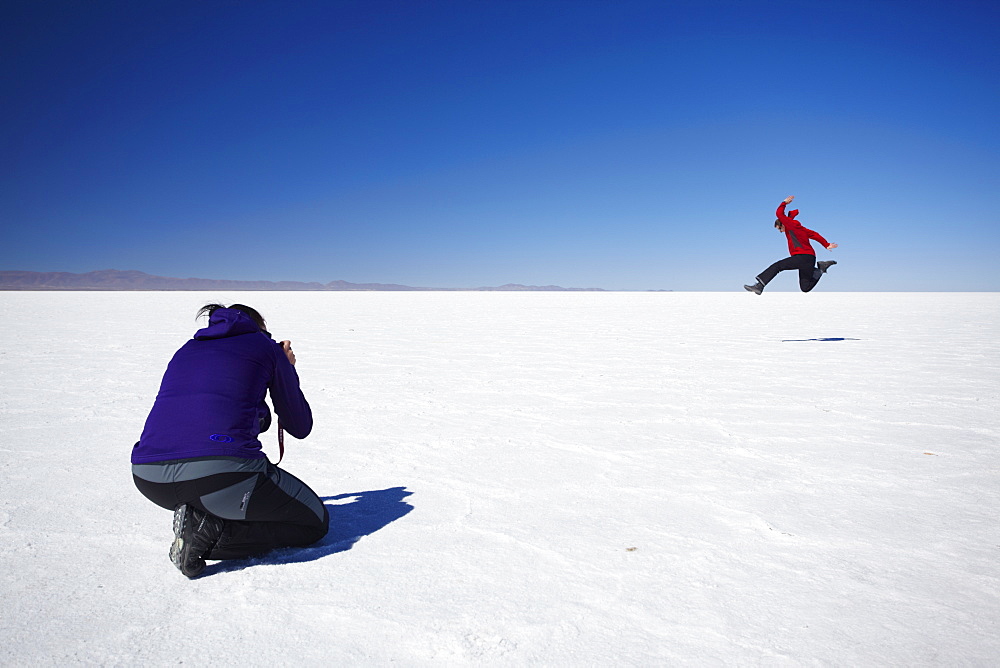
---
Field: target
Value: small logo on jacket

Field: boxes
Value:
[209,434,234,443]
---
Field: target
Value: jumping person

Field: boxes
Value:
[131,304,328,578]
[744,196,838,294]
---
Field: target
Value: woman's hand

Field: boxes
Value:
[279,340,296,366]
[783,195,795,204]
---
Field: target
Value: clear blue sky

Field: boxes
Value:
[3,0,998,290]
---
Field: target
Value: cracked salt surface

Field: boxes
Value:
[0,291,997,664]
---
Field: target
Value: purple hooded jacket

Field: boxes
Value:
[131,308,312,463]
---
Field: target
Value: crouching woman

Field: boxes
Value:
[131,304,328,578]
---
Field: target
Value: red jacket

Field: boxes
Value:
[776,202,830,256]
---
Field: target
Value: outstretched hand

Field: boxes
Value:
[783,195,795,204]
[279,340,296,366]
[827,243,838,250]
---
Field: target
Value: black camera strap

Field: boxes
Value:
[277,422,285,465]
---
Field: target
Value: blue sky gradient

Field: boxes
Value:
[3,0,998,290]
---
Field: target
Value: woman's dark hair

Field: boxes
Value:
[197,303,267,331]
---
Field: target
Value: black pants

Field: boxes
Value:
[757,254,822,293]
[133,457,329,560]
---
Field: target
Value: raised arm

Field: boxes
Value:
[776,195,796,225]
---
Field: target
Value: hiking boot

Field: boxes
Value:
[169,504,225,578]
[743,280,764,295]
[817,260,837,273]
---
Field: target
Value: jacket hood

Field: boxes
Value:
[788,209,800,219]
[194,308,264,340]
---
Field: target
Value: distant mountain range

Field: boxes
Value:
[0,269,605,292]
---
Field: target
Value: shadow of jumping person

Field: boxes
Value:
[205,486,414,575]
[781,337,861,342]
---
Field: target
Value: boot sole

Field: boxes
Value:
[169,504,206,578]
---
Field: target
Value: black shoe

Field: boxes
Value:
[170,504,225,579]
[743,281,764,295]
[817,260,837,273]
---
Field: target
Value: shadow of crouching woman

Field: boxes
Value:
[321,486,415,553]
[206,486,414,574]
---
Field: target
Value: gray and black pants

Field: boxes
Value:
[133,457,329,560]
